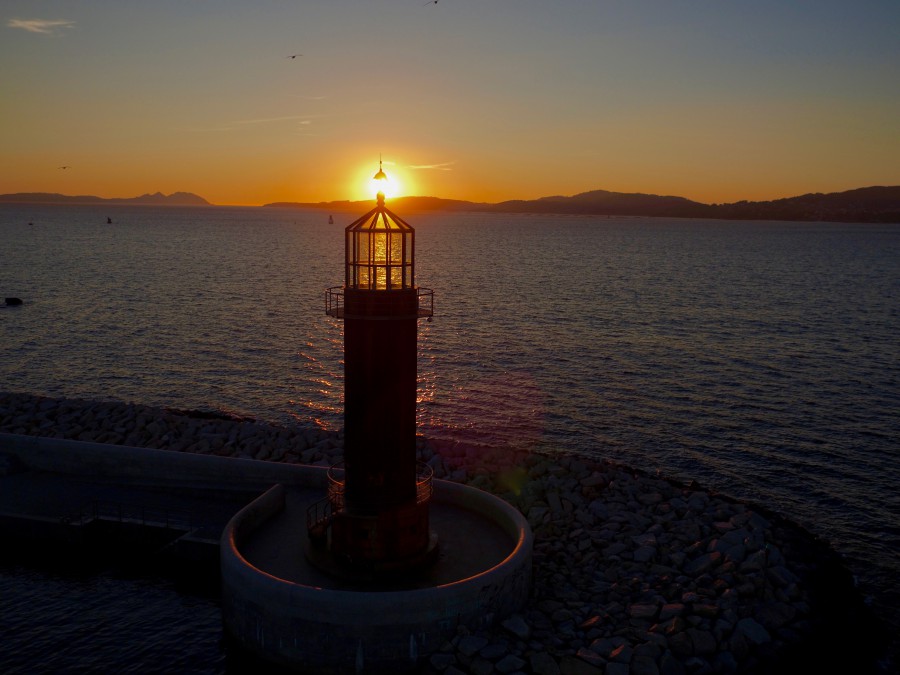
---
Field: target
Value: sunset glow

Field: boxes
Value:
[1,3,898,205]
[368,170,403,201]
[349,161,410,202]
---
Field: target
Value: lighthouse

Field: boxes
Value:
[223,160,531,671]
[310,160,436,575]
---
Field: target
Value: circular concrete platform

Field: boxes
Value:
[221,479,532,674]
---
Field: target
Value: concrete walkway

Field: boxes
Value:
[0,468,260,545]
[239,485,516,592]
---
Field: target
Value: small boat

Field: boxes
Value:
[328,215,334,224]
[107,217,112,224]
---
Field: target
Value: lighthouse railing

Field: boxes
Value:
[316,461,432,513]
[326,463,346,511]
[325,286,344,318]
[416,463,434,504]
[416,288,434,318]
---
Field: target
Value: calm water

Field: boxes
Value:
[0,561,224,674]
[1,203,898,664]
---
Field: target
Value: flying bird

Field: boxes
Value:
[286,54,302,59]
[424,0,438,5]
[58,165,70,169]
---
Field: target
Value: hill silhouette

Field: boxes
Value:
[0,191,210,206]
[2,186,897,222]
[267,186,900,223]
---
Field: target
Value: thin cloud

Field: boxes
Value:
[8,18,75,35]
[183,115,321,134]
[233,115,318,125]
[408,162,454,171]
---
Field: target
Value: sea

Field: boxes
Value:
[1,203,898,671]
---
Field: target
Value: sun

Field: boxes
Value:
[368,173,403,199]
[353,159,409,201]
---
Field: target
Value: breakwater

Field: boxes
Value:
[0,392,890,675]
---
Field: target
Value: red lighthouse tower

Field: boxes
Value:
[310,160,436,575]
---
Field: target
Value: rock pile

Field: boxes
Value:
[0,392,885,674]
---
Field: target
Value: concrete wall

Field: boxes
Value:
[221,480,533,674]
[0,432,326,491]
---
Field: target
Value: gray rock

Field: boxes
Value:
[530,651,562,675]
[659,651,687,675]
[558,654,602,675]
[634,545,657,562]
[480,643,509,660]
[768,565,799,587]
[629,603,659,620]
[742,548,768,572]
[684,656,712,674]
[659,603,685,621]
[713,650,739,673]
[458,635,490,657]
[609,644,633,663]
[631,656,660,675]
[605,542,628,556]
[606,663,631,675]
[735,617,771,645]
[469,657,495,675]
[668,630,693,658]
[429,651,457,671]
[501,614,531,640]
[589,635,626,657]
[684,552,722,575]
[495,654,527,673]
[575,648,605,668]
[687,628,717,655]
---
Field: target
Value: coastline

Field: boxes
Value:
[0,391,891,674]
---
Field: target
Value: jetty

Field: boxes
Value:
[0,392,889,674]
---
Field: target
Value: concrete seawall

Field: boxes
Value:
[0,431,325,490]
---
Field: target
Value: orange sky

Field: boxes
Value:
[2,2,898,206]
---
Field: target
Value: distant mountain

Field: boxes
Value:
[705,186,900,223]
[0,191,211,206]
[485,189,708,218]
[265,186,899,223]
[265,195,482,213]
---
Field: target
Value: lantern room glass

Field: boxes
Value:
[345,208,415,291]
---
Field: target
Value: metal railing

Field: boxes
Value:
[305,462,434,536]
[325,286,344,318]
[324,286,434,319]
[306,498,332,539]
[326,463,346,511]
[415,462,435,504]
[416,288,434,318]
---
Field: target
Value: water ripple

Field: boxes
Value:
[1,205,898,633]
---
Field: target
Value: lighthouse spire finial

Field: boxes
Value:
[373,154,388,205]
[373,153,388,182]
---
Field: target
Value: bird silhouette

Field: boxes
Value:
[58,165,70,169]
[424,0,438,5]
[286,54,302,59]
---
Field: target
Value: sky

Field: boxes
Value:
[2,1,898,206]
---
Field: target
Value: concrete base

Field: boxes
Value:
[305,530,441,582]
[221,482,533,674]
